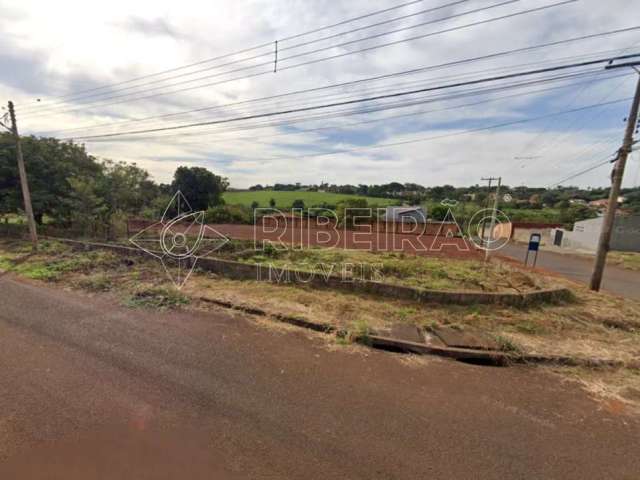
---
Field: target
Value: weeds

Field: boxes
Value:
[76,273,113,292]
[349,319,372,345]
[494,335,522,354]
[125,285,190,309]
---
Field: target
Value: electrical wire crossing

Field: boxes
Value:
[64,53,640,141]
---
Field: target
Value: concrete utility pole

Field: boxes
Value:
[589,68,640,291]
[7,101,38,250]
[485,176,501,261]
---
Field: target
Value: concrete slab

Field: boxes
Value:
[388,324,425,344]
[431,326,499,351]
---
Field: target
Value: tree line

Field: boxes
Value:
[0,134,227,237]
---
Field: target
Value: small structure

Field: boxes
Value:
[588,198,609,210]
[493,222,563,246]
[551,215,640,252]
[382,206,427,223]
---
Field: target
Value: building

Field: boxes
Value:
[382,206,427,224]
[588,196,626,211]
[588,198,609,210]
[551,215,640,252]
[493,222,563,246]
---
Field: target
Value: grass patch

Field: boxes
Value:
[215,242,544,293]
[76,273,113,292]
[494,335,522,353]
[608,252,640,272]
[125,285,190,309]
[349,319,372,345]
[223,190,397,208]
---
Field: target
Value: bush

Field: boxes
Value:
[205,205,252,224]
[336,198,369,226]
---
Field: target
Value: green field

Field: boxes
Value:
[223,190,398,208]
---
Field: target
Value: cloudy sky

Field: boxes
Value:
[1,0,640,188]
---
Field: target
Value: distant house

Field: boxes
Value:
[551,215,640,252]
[569,198,587,206]
[493,222,563,246]
[589,198,609,210]
[589,196,626,210]
[383,206,427,223]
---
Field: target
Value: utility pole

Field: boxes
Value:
[589,66,640,291]
[6,101,38,250]
[481,176,500,249]
[485,177,501,261]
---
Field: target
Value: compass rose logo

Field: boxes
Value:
[129,191,229,288]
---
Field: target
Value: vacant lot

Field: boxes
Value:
[217,240,543,292]
[223,190,397,208]
[206,223,481,259]
[1,238,639,411]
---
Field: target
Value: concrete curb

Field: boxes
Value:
[47,237,573,307]
[3,235,632,368]
[197,295,635,369]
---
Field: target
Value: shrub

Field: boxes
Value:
[205,205,252,224]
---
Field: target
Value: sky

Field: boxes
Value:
[1,0,640,189]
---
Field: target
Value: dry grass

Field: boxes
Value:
[544,366,640,414]
[216,241,547,293]
[1,238,639,398]
[607,251,640,272]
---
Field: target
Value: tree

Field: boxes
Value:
[336,198,369,226]
[559,205,597,226]
[250,201,259,210]
[0,134,102,224]
[269,198,276,208]
[291,199,305,210]
[429,204,448,221]
[171,166,228,211]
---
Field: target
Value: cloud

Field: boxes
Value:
[0,0,639,189]
[118,17,182,39]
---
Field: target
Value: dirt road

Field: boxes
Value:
[0,276,638,479]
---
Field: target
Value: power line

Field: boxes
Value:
[218,98,633,165]
[20,0,477,113]
[38,43,633,138]
[42,52,617,139]
[21,0,576,120]
[36,37,640,140]
[549,153,618,186]
[92,71,620,146]
[27,24,640,134]
[63,53,640,141]
[19,0,429,108]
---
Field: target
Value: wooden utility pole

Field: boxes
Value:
[485,176,501,261]
[480,176,499,249]
[589,70,640,291]
[7,101,38,250]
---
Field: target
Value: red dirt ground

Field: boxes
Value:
[206,224,482,259]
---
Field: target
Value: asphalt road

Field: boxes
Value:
[498,243,640,300]
[1,277,639,479]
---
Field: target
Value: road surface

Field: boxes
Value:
[498,243,640,300]
[0,276,638,479]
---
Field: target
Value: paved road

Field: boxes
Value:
[1,277,639,479]
[498,243,640,300]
